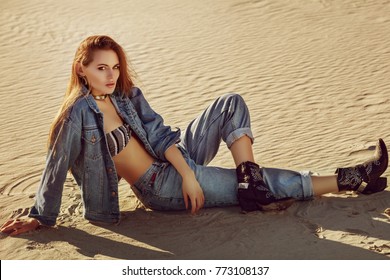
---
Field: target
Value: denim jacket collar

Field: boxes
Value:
[81,85,125,115]
[80,85,101,114]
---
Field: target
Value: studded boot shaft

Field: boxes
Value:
[336,138,388,194]
[236,161,294,212]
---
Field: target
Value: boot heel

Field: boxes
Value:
[256,198,295,211]
[360,177,387,194]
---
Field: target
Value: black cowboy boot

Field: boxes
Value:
[236,161,294,212]
[336,138,388,194]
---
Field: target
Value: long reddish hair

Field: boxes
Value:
[48,35,134,147]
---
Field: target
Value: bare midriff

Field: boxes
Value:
[112,132,155,185]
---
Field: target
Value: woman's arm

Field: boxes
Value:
[164,145,204,214]
[131,88,204,212]
[2,116,82,236]
[28,117,82,226]
[130,87,181,161]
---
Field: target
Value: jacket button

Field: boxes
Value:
[111,191,117,197]
[108,168,113,173]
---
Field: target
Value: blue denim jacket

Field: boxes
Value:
[29,87,180,226]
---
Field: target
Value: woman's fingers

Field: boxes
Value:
[201,192,205,209]
[182,182,205,214]
[183,190,189,210]
[9,225,33,237]
[191,192,205,214]
[0,220,14,231]
[0,218,39,236]
[0,220,20,234]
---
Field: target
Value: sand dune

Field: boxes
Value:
[0,0,389,259]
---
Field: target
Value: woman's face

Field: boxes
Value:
[80,49,120,96]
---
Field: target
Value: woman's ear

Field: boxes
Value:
[76,63,85,76]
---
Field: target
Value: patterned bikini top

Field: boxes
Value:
[106,123,132,157]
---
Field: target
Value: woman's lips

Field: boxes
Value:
[106,83,115,88]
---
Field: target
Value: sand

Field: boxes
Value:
[0,0,390,260]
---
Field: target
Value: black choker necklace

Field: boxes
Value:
[93,94,109,100]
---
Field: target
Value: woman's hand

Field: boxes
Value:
[182,173,205,214]
[0,217,40,236]
[164,145,206,214]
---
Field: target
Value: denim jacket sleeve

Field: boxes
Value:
[130,87,181,161]
[29,115,82,226]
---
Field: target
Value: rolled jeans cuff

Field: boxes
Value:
[226,127,254,148]
[300,170,315,200]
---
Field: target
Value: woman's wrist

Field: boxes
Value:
[181,169,196,180]
[165,145,195,179]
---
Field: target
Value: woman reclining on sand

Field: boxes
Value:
[1,35,388,236]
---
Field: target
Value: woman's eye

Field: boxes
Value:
[114,65,120,70]
[98,67,106,70]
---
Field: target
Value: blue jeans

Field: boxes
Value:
[132,93,314,211]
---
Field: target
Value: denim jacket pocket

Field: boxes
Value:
[82,127,104,160]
